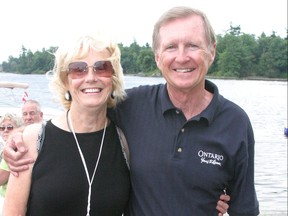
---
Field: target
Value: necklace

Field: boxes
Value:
[67,110,107,216]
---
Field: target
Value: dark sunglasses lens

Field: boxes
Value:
[68,62,88,72]
[94,61,113,77]
[7,125,14,130]
[0,125,14,131]
[68,62,88,79]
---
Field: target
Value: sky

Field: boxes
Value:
[0,0,287,62]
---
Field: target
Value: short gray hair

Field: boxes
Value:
[152,6,216,52]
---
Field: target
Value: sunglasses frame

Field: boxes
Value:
[67,60,114,79]
[0,125,14,131]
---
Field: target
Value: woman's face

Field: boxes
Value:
[66,49,113,112]
[0,119,16,142]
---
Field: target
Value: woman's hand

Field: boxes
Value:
[217,194,230,216]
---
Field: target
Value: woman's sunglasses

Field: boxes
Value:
[0,125,14,131]
[67,61,114,79]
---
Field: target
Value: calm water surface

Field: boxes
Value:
[1,73,287,215]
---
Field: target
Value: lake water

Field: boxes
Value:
[1,73,287,215]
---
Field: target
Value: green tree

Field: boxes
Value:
[257,35,288,78]
[226,24,242,36]
[119,41,141,74]
[1,33,287,79]
[215,31,258,78]
[237,34,257,77]
[31,48,55,74]
[217,34,242,77]
[136,45,156,73]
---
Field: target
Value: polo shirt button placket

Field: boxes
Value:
[176,128,185,154]
[175,109,184,157]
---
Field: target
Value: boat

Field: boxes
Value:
[0,81,60,120]
[0,81,29,117]
[0,81,29,89]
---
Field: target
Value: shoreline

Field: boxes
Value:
[125,73,288,82]
[1,71,287,82]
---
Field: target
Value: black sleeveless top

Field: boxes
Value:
[26,120,130,216]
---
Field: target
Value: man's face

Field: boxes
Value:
[154,15,216,92]
[22,103,43,125]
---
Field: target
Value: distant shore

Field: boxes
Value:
[126,73,288,82]
[1,71,287,82]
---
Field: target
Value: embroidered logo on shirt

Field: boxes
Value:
[198,150,224,166]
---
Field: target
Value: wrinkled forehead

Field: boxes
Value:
[22,103,38,112]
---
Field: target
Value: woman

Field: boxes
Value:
[3,33,130,216]
[0,113,23,214]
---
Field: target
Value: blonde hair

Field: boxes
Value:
[48,32,126,110]
[152,6,217,52]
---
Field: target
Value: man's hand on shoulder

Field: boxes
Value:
[3,129,34,176]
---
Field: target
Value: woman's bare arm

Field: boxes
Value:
[3,124,40,215]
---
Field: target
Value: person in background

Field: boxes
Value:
[2,13,233,215]
[22,99,43,125]
[0,113,23,215]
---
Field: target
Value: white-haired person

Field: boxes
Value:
[0,113,23,215]
[22,99,43,125]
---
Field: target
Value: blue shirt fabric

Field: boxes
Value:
[110,79,259,216]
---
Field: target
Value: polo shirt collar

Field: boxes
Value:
[201,79,221,125]
[160,83,176,115]
[160,80,222,125]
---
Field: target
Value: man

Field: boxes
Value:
[5,6,261,215]
[111,6,259,215]
[22,100,43,125]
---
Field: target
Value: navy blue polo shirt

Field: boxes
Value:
[110,79,259,216]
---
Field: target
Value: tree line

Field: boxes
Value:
[1,26,287,79]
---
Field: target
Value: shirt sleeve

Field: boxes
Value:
[227,120,260,216]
